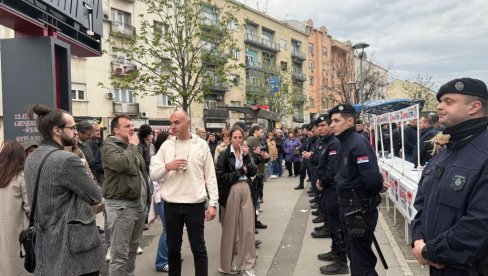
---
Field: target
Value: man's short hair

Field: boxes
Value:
[429,114,439,124]
[420,115,434,126]
[77,120,93,133]
[465,95,488,116]
[248,125,262,136]
[110,114,131,134]
[138,124,153,140]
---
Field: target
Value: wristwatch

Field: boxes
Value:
[209,202,219,208]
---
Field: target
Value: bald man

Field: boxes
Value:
[197,127,207,140]
[150,111,218,276]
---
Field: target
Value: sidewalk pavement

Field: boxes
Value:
[96,175,413,275]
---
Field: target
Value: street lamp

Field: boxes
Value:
[352,42,369,115]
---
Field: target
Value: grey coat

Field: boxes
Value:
[24,141,103,276]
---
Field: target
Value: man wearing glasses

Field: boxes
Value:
[150,110,219,276]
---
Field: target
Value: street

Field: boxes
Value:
[97,175,428,276]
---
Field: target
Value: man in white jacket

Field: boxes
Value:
[150,110,218,276]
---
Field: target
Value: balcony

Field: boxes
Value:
[331,40,351,52]
[203,109,229,119]
[111,61,137,76]
[244,33,280,53]
[291,49,306,61]
[203,78,229,92]
[246,84,266,96]
[293,114,305,123]
[245,61,278,74]
[292,72,307,82]
[201,49,227,65]
[121,0,135,2]
[113,102,139,116]
[110,21,135,39]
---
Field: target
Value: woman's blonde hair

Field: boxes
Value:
[429,133,450,156]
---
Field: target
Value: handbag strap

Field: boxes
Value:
[29,149,58,227]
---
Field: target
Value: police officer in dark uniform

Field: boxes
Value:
[314,114,349,275]
[295,124,311,189]
[329,104,383,276]
[411,78,488,276]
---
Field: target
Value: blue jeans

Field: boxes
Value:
[273,155,283,176]
[155,201,169,270]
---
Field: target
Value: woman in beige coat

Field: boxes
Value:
[0,141,31,275]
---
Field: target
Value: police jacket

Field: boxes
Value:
[334,127,383,195]
[317,135,340,187]
[215,144,258,207]
[412,130,488,269]
[309,136,323,167]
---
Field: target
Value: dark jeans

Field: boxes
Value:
[285,161,301,176]
[165,201,208,276]
[273,154,283,176]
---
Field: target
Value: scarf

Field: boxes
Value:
[442,117,488,142]
[336,126,356,142]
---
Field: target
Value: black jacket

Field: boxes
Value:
[317,135,340,187]
[215,145,258,207]
[403,124,417,158]
[412,127,438,167]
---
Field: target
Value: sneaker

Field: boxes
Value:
[255,239,262,248]
[318,251,337,262]
[270,175,278,179]
[218,265,239,275]
[105,248,111,262]
[255,221,268,229]
[156,264,169,272]
[137,246,143,255]
[258,206,263,212]
[319,261,349,275]
[242,269,256,276]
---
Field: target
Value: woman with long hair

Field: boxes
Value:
[215,127,258,276]
[0,141,30,275]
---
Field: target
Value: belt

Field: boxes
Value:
[339,197,372,207]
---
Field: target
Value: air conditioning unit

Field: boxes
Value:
[106,92,115,99]
[140,112,148,118]
[216,94,223,101]
[113,65,124,75]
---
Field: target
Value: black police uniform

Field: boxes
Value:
[411,77,488,276]
[309,135,322,197]
[331,105,383,276]
[317,133,347,265]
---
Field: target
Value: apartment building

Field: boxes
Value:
[0,0,310,141]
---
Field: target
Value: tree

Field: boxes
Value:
[322,53,389,107]
[101,0,242,112]
[402,74,437,112]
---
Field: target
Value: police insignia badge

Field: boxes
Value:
[450,175,466,191]
[338,105,344,111]
[454,81,464,91]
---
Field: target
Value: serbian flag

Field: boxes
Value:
[356,156,369,164]
[328,150,337,156]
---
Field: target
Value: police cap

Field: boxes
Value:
[314,114,331,126]
[328,104,356,117]
[437,78,488,101]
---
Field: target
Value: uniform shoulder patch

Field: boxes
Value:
[329,150,337,156]
[356,155,369,164]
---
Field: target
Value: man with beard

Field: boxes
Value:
[24,104,103,276]
[76,120,95,173]
[412,78,488,276]
[101,115,151,275]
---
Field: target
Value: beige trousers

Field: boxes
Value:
[220,181,256,272]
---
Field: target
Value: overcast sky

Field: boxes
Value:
[237,0,488,89]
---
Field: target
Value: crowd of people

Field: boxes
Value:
[1,77,488,276]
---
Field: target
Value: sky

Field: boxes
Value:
[236,0,488,90]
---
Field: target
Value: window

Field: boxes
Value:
[310,98,315,108]
[231,101,241,107]
[157,94,172,106]
[279,38,287,49]
[201,5,218,25]
[229,74,240,86]
[262,30,273,41]
[112,48,131,64]
[309,61,314,70]
[153,21,168,37]
[291,40,300,52]
[322,47,327,56]
[204,100,217,109]
[308,43,314,55]
[280,61,288,71]
[113,89,134,103]
[309,76,314,85]
[111,9,131,25]
[231,48,240,60]
[245,54,255,66]
[159,57,171,72]
[245,25,256,35]
[72,83,86,101]
[228,19,238,31]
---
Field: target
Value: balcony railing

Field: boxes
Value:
[291,49,306,61]
[244,33,280,53]
[113,102,139,115]
[203,78,229,92]
[201,49,227,65]
[293,114,305,123]
[110,21,135,39]
[245,61,278,74]
[292,72,307,82]
[246,84,265,96]
[200,17,219,28]
[203,109,229,119]
[111,61,137,76]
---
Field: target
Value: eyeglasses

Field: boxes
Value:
[62,125,77,131]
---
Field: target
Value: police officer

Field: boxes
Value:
[411,78,488,276]
[295,124,311,190]
[329,104,383,276]
[315,114,349,275]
